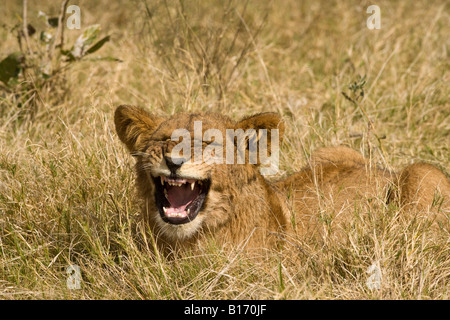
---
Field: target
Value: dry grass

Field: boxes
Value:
[0,0,449,299]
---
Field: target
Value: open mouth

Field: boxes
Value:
[153,175,211,225]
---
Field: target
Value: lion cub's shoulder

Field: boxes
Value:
[310,145,366,167]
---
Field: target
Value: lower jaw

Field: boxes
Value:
[160,214,195,225]
[154,213,204,241]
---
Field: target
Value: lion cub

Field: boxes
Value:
[114,105,450,254]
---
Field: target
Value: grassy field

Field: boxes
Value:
[0,0,449,299]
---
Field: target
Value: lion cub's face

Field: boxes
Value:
[114,105,284,240]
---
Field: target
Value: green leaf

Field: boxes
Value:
[70,25,101,59]
[85,35,110,55]
[60,49,76,62]
[82,25,101,47]
[26,24,36,36]
[83,56,122,62]
[48,17,59,27]
[40,31,53,43]
[0,52,23,85]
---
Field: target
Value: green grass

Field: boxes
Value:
[0,0,449,299]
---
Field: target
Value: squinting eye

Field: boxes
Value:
[206,141,223,148]
[202,140,223,148]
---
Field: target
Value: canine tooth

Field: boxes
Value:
[163,207,167,213]
[187,209,190,215]
[190,182,195,190]
[160,177,164,185]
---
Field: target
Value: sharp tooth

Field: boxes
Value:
[190,182,195,190]
[164,189,168,199]
[187,209,190,215]
[163,207,167,213]
[160,176,164,185]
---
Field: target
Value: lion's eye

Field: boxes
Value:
[203,137,219,145]
[149,130,171,141]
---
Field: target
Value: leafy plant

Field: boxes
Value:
[0,0,118,121]
[342,74,387,162]
[341,74,366,107]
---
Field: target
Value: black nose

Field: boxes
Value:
[164,155,186,174]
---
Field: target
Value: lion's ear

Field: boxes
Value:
[236,112,285,147]
[234,113,284,174]
[114,105,163,153]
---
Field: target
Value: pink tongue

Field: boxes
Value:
[167,184,200,210]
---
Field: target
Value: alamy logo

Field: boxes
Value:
[366,5,381,30]
[66,5,81,30]
[66,264,81,290]
[366,262,381,290]
[170,121,280,176]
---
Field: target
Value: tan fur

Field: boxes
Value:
[114,105,450,254]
